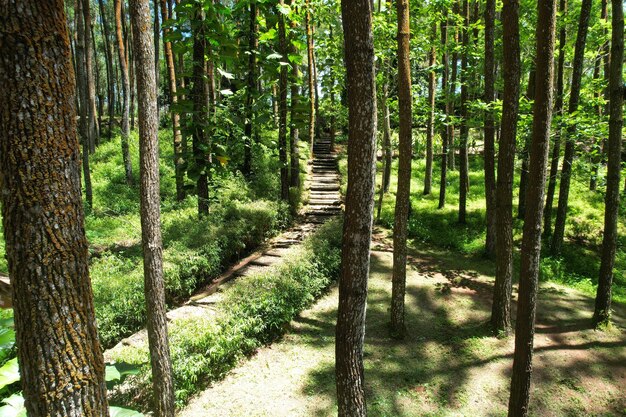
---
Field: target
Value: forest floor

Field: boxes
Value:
[179,228,626,417]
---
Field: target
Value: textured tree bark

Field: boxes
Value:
[192,4,210,217]
[491,0,521,336]
[277,0,289,201]
[593,0,623,327]
[517,68,536,220]
[508,0,556,414]
[0,1,109,414]
[115,0,134,185]
[335,0,377,413]
[83,0,100,154]
[289,3,301,188]
[98,0,116,142]
[76,0,94,209]
[448,13,458,172]
[382,76,392,194]
[305,0,316,158]
[483,0,496,256]
[438,18,449,210]
[543,0,567,238]
[390,0,412,339]
[550,0,592,255]
[129,1,176,415]
[458,0,469,224]
[423,22,436,196]
[243,2,258,179]
[160,0,185,201]
[153,0,160,111]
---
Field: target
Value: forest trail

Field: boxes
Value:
[104,137,341,359]
[179,234,626,417]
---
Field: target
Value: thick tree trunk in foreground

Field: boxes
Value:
[423,22,436,196]
[0,2,109,414]
[483,0,496,256]
[278,0,289,201]
[458,0,469,224]
[129,0,176,415]
[438,18,449,210]
[593,0,623,327]
[543,0,567,238]
[390,0,412,338]
[551,0,592,255]
[115,0,134,185]
[335,0,377,413]
[306,0,316,158]
[508,0,557,414]
[160,0,185,201]
[491,0,521,336]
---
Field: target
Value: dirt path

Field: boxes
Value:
[105,137,341,360]
[180,235,626,417]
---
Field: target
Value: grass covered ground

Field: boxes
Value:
[180,236,626,417]
[366,145,626,305]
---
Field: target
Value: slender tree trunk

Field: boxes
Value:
[329,26,337,151]
[483,0,496,256]
[277,0,289,201]
[192,4,209,217]
[289,3,301,188]
[458,0,469,224]
[129,1,175,415]
[0,2,109,414]
[115,0,134,185]
[83,0,100,153]
[92,19,103,143]
[305,0,316,158]
[129,24,136,130]
[543,0,567,238]
[593,0,623,327]
[382,76,392,193]
[76,0,94,209]
[98,0,116,142]
[448,6,459,171]
[313,27,321,140]
[335,0,377,412]
[153,0,160,120]
[423,22,436,196]
[390,0,412,338]
[243,2,258,179]
[491,0,521,336]
[438,18,449,209]
[517,68,536,220]
[551,0,593,255]
[160,0,185,201]
[508,1,557,414]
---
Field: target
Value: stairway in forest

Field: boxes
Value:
[105,136,342,357]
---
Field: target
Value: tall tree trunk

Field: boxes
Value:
[508,1,557,413]
[92,22,104,144]
[458,0,469,224]
[192,4,209,217]
[313,27,321,140]
[329,25,337,151]
[83,0,100,153]
[390,0,412,338]
[76,0,94,209]
[550,0,593,255]
[277,0,289,201]
[491,0,521,336]
[438,17,449,210]
[0,1,109,414]
[448,6,459,171]
[115,0,134,185]
[160,0,185,201]
[289,2,301,188]
[593,0,623,327]
[423,22,436,196]
[153,0,160,122]
[98,0,116,142]
[335,0,377,413]
[382,75,392,193]
[305,0,316,158]
[129,1,176,415]
[517,68,536,220]
[243,2,258,179]
[483,0,497,256]
[543,0,567,238]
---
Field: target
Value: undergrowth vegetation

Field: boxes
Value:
[107,219,343,409]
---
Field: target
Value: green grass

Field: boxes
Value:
[372,145,626,305]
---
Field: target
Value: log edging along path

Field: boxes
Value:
[104,136,342,359]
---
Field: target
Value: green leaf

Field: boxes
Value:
[220,89,234,96]
[266,52,283,60]
[0,327,15,351]
[109,406,144,417]
[0,393,26,417]
[217,67,234,80]
[105,365,121,382]
[0,358,19,390]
